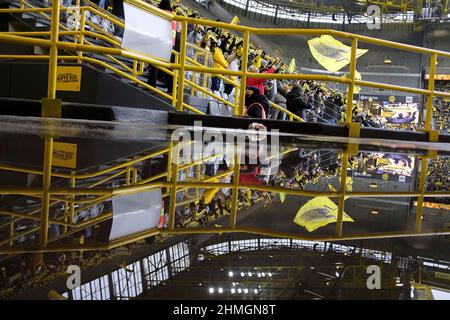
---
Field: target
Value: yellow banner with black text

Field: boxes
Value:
[56,66,82,92]
[52,142,77,169]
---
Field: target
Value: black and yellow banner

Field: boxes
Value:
[293,196,354,232]
[230,16,240,25]
[53,142,77,169]
[308,35,368,73]
[56,66,82,92]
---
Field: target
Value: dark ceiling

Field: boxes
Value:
[138,248,403,299]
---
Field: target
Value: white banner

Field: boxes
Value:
[109,189,162,240]
[122,3,172,61]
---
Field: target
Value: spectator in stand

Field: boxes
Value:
[246,61,277,96]
[244,86,270,119]
[323,91,343,124]
[224,51,241,95]
[285,83,313,120]
[219,32,231,54]
[210,38,228,92]
[268,80,287,120]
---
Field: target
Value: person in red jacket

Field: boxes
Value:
[246,63,277,95]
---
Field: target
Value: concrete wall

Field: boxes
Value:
[0,62,172,110]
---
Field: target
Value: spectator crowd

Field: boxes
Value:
[3,0,448,298]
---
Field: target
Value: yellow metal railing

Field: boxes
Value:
[0,0,302,120]
[0,0,449,253]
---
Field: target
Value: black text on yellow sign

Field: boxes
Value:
[56,66,82,92]
[52,142,77,169]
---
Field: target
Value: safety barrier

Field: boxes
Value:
[0,0,449,254]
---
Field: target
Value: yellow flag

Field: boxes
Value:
[293,196,354,232]
[308,35,368,73]
[287,58,296,73]
[230,16,240,25]
[253,53,262,68]
[203,188,219,204]
[345,177,353,192]
[203,178,220,204]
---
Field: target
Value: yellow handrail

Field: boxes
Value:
[269,101,304,122]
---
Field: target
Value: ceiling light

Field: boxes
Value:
[209,288,214,294]
[218,288,223,294]
[228,271,234,277]
[253,289,258,294]
[198,283,202,286]
[248,272,252,277]
[237,288,242,293]
[257,273,261,277]
[243,288,249,294]
[240,272,245,277]
[335,272,340,277]
[231,288,236,294]
[262,272,266,277]
[384,59,392,64]
[371,210,379,215]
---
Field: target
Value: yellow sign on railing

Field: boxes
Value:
[56,66,82,91]
[52,142,77,169]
